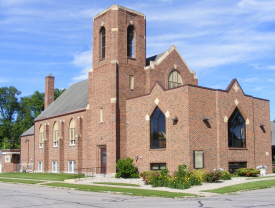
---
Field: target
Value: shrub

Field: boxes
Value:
[191,169,207,182]
[174,164,191,178]
[273,167,275,173]
[140,165,203,189]
[205,170,223,183]
[220,171,232,180]
[236,168,259,177]
[115,157,139,178]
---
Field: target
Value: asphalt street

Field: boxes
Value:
[1,183,275,208]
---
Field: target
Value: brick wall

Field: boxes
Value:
[20,134,34,172]
[126,80,272,174]
[34,110,86,173]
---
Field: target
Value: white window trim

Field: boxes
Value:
[70,140,75,146]
[38,161,43,172]
[53,142,58,147]
[68,161,75,173]
[52,161,58,173]
[5,156,10,163]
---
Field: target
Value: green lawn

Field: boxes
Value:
[246,176,275,180]
[93,182,140,187]
[203,179,275,194]
[0,178,42,184]
[0,172,85,181]
[44,182,197,198]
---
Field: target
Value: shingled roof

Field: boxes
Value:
[21,125,34,136]
[35,79,88,121]
[146,52,165,66]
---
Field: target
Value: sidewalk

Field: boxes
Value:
[73,174,275,197]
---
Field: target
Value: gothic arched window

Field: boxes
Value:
[168,70,182,89]
[70,119,75,146]
[100,27,105,59]
[39,125,43,148]
[228,108,246,148]
[150,107,166,149]
[127,25,134,57]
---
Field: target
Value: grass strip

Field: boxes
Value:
[203,179,275,194]
[246,176,275,180]
[0,178,42,184]
[0,172,85,181]
[44,182,197,198]
[93,182,140,187]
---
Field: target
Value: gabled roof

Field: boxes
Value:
[35,79,88,121]
[144,45,197,79]
[146,52,165,66]
[21,126,34,136]
[271,122,275,146]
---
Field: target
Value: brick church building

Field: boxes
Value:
[20,5,272,176]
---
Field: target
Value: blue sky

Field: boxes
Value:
[0,0,275,121]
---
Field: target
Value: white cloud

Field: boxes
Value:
[242,77,258,83]
[252,64,275,70]
[72,48,93,81]
[0,78,9,83]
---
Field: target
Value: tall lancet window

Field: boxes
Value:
[100,27,105,59]
[228,108,246,148]
[127,25,134,57]
[150,107,166,149]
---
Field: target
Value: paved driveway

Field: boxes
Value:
[1,183,275,208]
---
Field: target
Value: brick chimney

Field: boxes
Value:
[44,73,55,110]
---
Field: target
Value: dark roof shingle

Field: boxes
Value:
[35,79,88,120]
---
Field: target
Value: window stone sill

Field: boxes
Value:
[150,148,166,151]
[229,148,248,150]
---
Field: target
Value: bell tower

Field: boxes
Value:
[85,5,146,176]
[92,5,146,68]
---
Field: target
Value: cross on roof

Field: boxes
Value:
[233,83,239,92]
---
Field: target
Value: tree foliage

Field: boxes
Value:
[0,86,66,149]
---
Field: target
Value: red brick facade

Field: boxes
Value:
[20,5,272,175]
[1,149,20,173]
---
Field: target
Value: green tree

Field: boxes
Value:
[0,86,66,149]
[54,88,66,100]
[0,86,21,148]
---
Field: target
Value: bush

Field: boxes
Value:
[140,171,160,184]
[174,164,191,178]
[236,168,259,177]
[273,167,275,173]
[220,171,232,180]
[140,164,203,189]
[191,169,207,182]
[205,170,223,183]
[115,157,139,178]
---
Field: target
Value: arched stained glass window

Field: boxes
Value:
[228,108,246,148]
[127,25,134,57]
[168,70,182,89]
[39,125,43,148]
[70,119,75,145]
[100,27,105,59]
[150,107,166,149]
